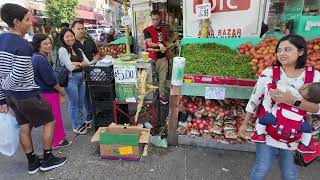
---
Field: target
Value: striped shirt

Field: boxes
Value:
[0,33,39,104]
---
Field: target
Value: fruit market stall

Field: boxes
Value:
[167,36,320,152]
[165,0,320,151]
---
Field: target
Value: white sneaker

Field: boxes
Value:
[73,127,87,134]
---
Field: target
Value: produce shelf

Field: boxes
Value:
[178,135,256,152]
[180,83,254,99]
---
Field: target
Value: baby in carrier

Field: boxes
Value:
[251,80,320,154]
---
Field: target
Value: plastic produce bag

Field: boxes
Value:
[0,113,20,156]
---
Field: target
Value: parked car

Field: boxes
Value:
[87,28,105,41]
[99,32,108,43]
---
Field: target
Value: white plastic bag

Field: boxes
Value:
[0,112,20,156]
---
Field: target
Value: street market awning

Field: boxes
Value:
[94,13,104,21]
[83,22,93,28]
[76,9,95,20]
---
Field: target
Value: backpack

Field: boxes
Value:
[257,66,314,144]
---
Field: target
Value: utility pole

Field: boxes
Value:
[123,0,131,54]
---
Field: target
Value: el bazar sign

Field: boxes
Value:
[184,0,266,38]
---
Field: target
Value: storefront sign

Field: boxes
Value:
[305,21,320,31]
[184,0,266,38]
[196,3,211,19]
[205,87,226,100]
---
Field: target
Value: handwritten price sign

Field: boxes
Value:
[205,87,226,100]
[114,66,137,83]
[121,16,131,26]
[196,3,211,20]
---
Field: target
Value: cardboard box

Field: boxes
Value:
[91,124,150,161]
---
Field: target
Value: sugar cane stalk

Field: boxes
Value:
[135,69,158,122]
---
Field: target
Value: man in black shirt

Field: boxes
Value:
[71,20,100,128]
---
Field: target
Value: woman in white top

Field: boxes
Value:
[239,34,320,180]
[58,28,90,134]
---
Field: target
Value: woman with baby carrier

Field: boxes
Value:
[239,34,320,180]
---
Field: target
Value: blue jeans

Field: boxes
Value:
[84,83,93,119]
[250,143,297,180]
[65,71,86,129]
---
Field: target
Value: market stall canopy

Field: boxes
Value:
[94,13,104,21]
[112,0,133,4]
[76,9,95,20]
[28,1,46,11]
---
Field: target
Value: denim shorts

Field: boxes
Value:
[6,95,54,128]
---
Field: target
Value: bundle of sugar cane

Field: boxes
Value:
[135,69,158,122]
[147,32,179,52]
[199,19,210,38]
[199,0,210,38]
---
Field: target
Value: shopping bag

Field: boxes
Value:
[0,113,20,156]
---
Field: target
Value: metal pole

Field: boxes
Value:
[124,0,131,54]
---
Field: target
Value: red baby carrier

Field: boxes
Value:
[257,66,315,143]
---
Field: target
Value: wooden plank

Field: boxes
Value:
[180,83,254,99]
[91,127,106,143]
[168,85,181,145]
[139,129,150,144]
[178,135,256,152]
[170,85,181,96]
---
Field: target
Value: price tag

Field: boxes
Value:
[114,66,137,83]
[196,3,211,20]
[121,16,131,26]
[205,87,226,100]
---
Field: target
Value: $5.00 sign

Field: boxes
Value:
[114,66,137,83]
[196,3,211,19]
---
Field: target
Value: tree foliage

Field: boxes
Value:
[46,0,78,27]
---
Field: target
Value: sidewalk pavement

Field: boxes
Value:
[0,103,320,180]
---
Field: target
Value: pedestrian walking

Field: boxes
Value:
[71,20,100,129]
[31,33,72,149]
[239,34,320,180]
[58,27,90,134]
[0,3,67,174]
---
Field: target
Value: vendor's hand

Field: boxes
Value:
[0,104,8,113]
[238,123,248,138]
[159,44,166,53]
[270,89,295,105]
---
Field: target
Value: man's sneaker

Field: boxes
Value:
[159,96,168,105]
[73,125,87,134]
[250,132,266,143]
[297,143,316,154]
[52,140,72,150]
[40,155,67,172]
[84,118,93,129]
[28,156,41,174]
